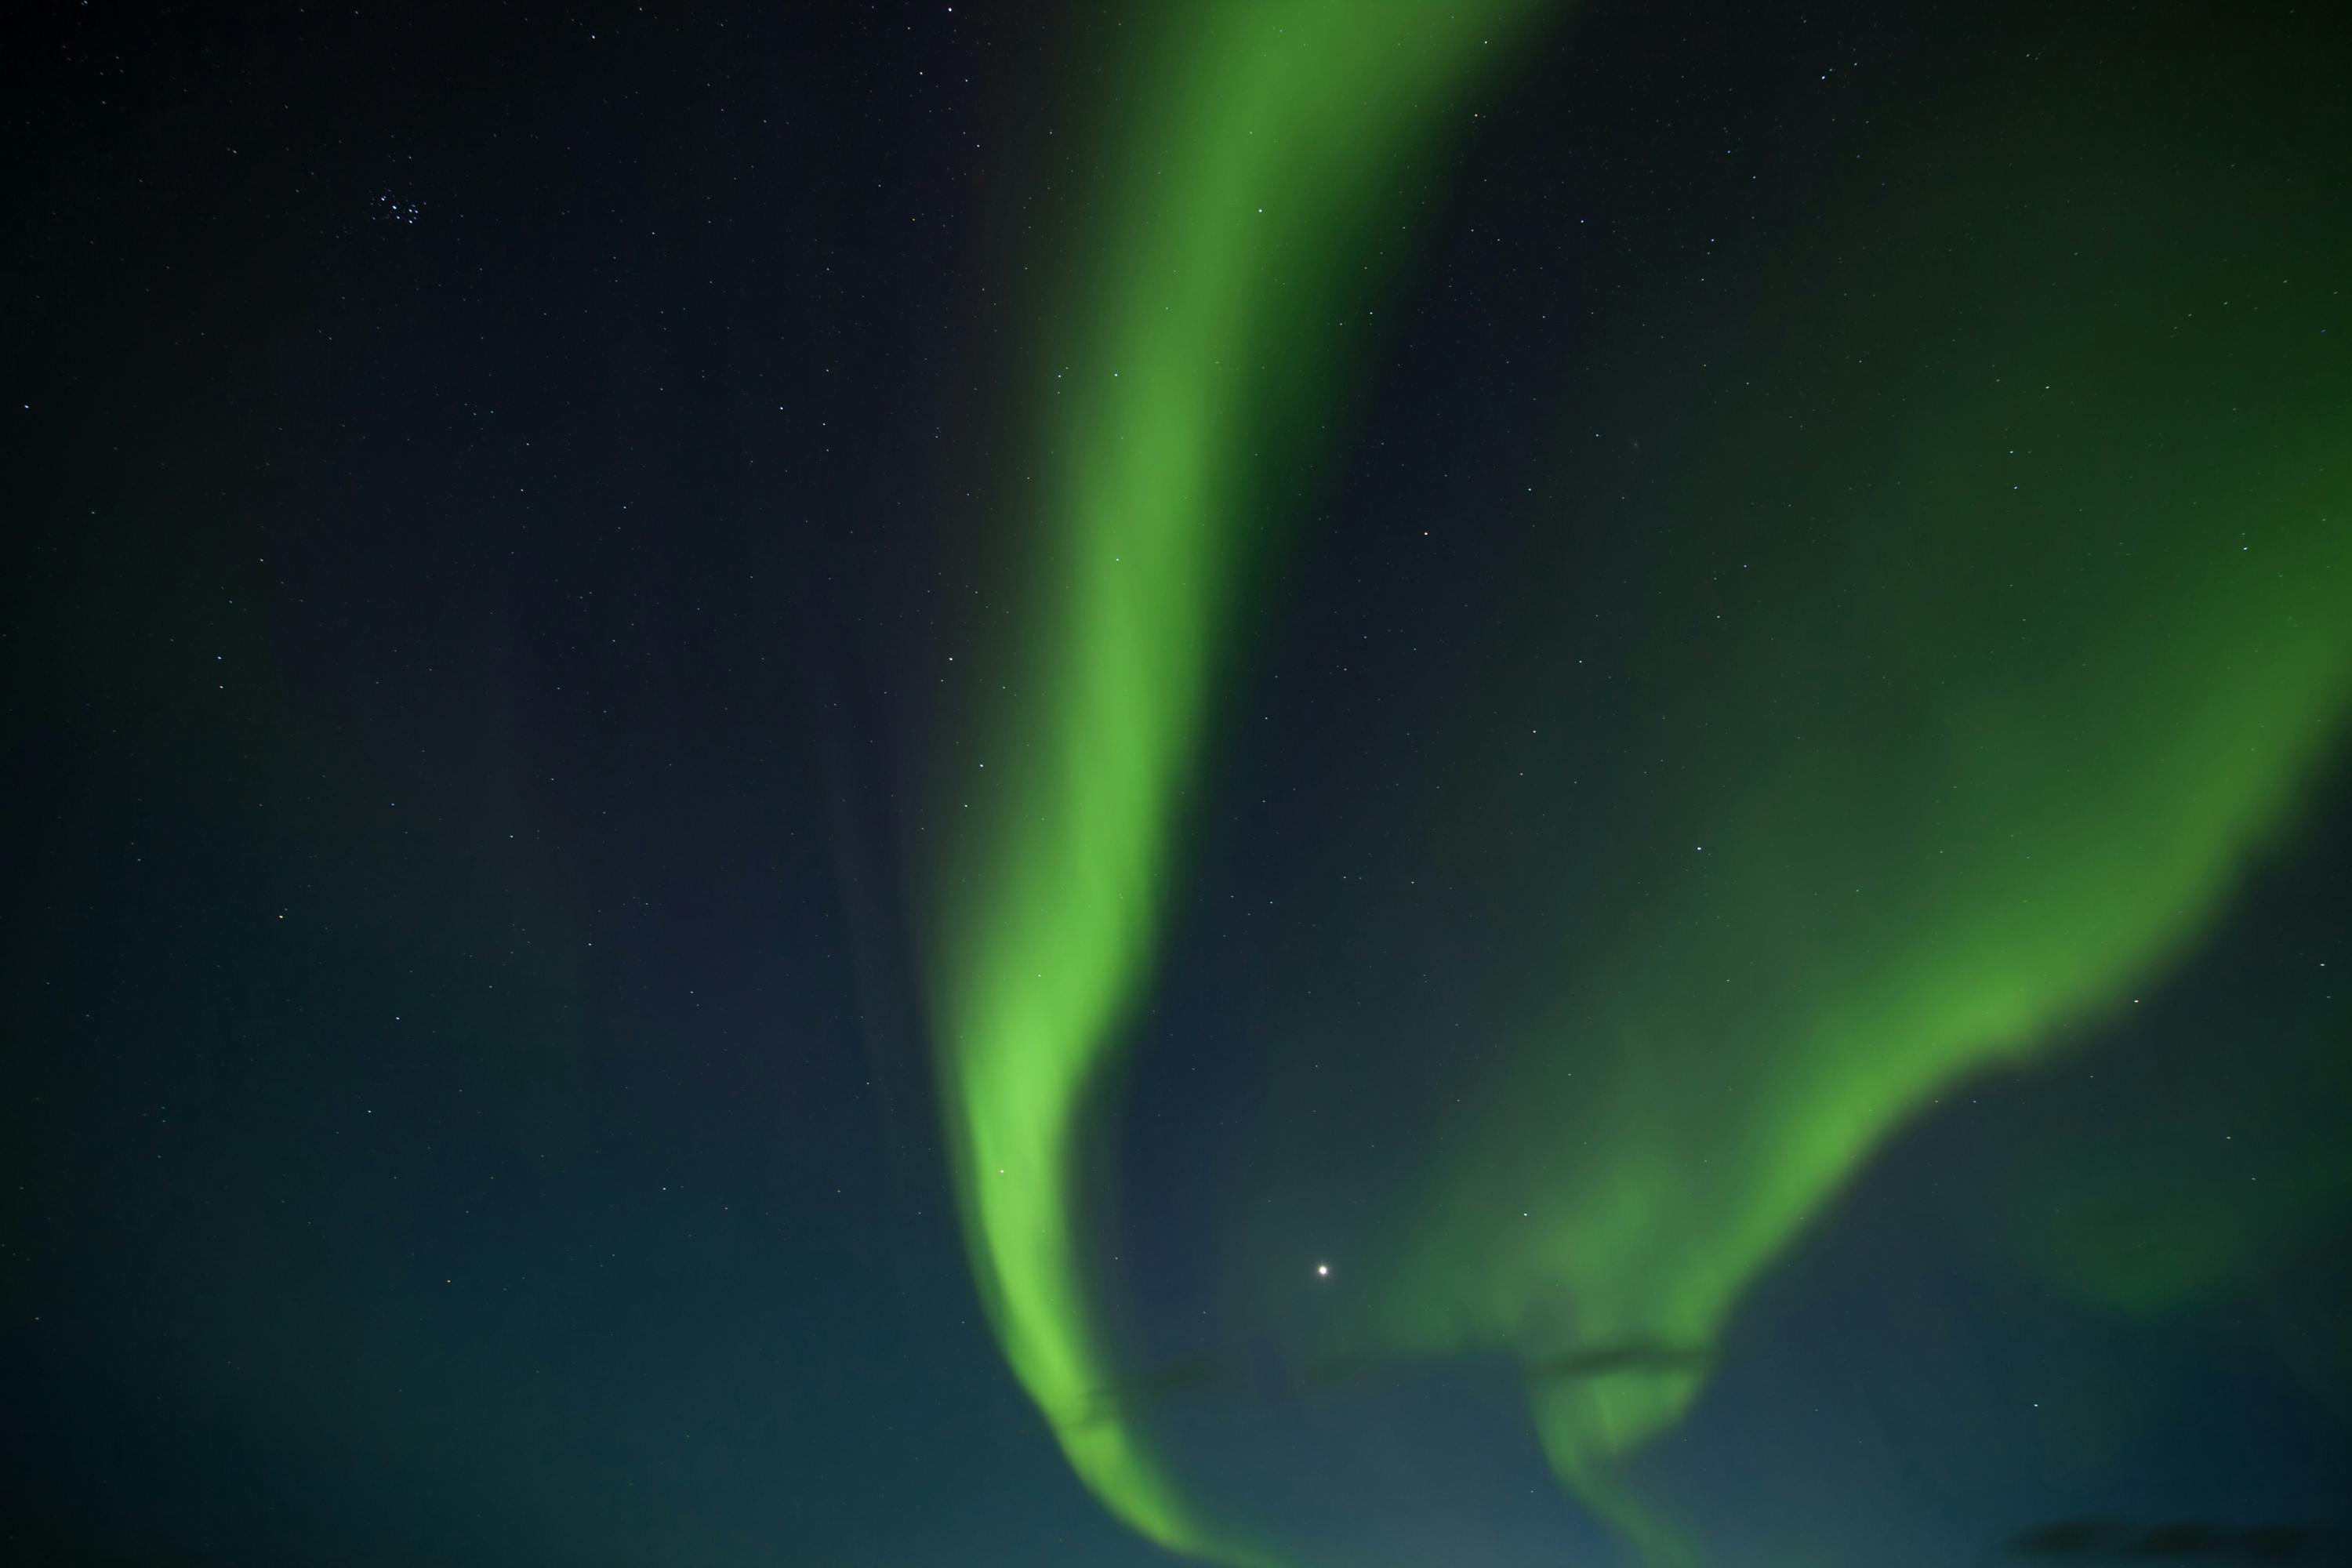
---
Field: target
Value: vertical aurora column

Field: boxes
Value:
[920,2,1544,1559]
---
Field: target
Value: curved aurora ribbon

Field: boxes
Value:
[920,2,1546,1559]
[1334,73,2352,1540]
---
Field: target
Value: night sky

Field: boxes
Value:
[7,3,2351,1566]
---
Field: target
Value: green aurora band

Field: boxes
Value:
[1258,27,2352,1548]
[920,2,1548,1558]
[924,5,2352,1563]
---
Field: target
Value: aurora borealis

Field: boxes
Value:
[921,0,2352,1561]
[9,2,2352,1566]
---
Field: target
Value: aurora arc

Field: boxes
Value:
[1279,51,2352,1537]
[921,3,2352,1563]
[919,2,1548,1558]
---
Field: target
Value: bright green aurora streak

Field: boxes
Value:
[920,3,1547,1559]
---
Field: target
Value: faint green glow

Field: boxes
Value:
[921,2,1545,1559]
